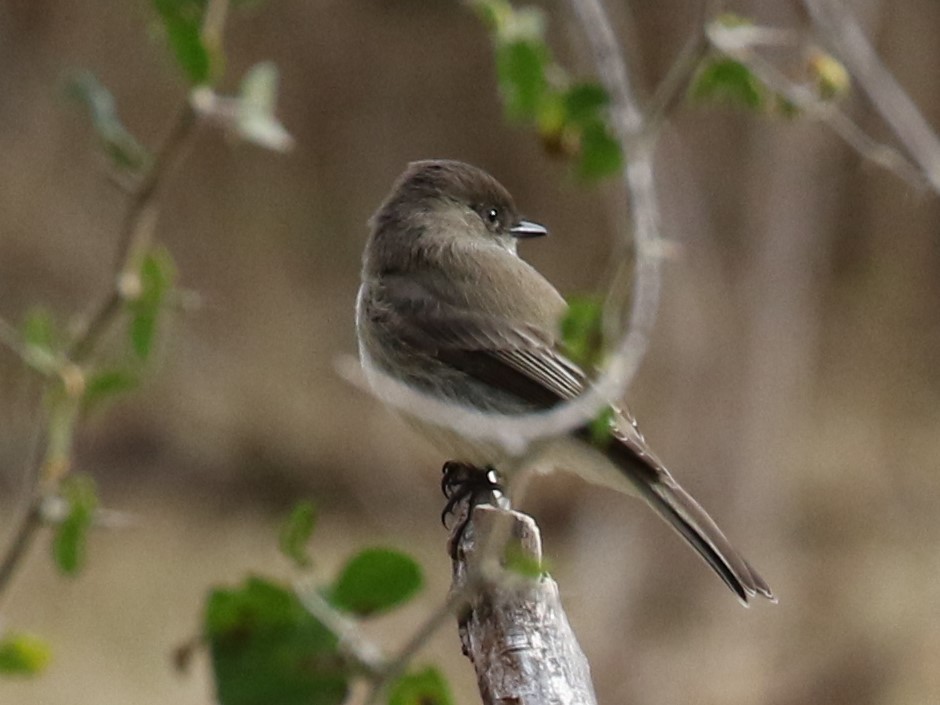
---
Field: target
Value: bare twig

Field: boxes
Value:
[0,503,42,601]
[68,102,198,363]
[706,20,929,191]
[640,10,712,143]
[201,0,231,56]
[363,584,473,705]
[802,0,940,193]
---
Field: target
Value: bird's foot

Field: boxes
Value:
[441,462,504,557]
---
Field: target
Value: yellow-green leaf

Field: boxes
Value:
[0,633,52,676]
[129,248,176,360]
[279,501,317,569]
[808,51,850,101]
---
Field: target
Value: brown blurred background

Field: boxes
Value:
[2,1,940,704]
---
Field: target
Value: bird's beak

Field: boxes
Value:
[510,219,548,239]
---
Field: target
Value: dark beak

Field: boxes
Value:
[510,219,548,239]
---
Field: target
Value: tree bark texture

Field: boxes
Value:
[451,504,598,705]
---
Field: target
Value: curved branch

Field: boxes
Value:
[343,0,663,458]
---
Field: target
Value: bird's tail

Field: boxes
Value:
[601,429,775,605]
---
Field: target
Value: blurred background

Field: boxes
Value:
[2,0,939,704]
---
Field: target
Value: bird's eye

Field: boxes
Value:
[485,207,499,224]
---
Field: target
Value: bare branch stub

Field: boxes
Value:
[450,504,598,705]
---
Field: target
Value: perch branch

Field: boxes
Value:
[451,504,598,705]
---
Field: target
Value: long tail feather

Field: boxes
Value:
[603,432,775,604]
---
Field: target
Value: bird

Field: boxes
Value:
[356,159,774,604]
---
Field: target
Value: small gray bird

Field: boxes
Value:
[356,159,774,604]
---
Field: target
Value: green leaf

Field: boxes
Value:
[588,406,615,449]
[496,39,548,120]
[329,548,422,617]
[152,0,212,84]
[82,368,140,413]
[560,295,605,369]
[534,90,567,147]
[52,474,99,576]
[129,248,176,360]
[577,120,624,179]
[388,667,454,705]
[563,83,610,125]
[279,501,317,569]
[0,633,52,676]
[236,62,294,151]
[205,576,348,705]
[66,71,150,171]
[690,57,765,110]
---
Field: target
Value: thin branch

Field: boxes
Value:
[0,504,42,602]
[1,17,207,607]
[640,14,712,143]
[294,577,387,678]
[706,21,929,191]
[802,0,940,193]
[68,102,198,363]
[364,584,473,705]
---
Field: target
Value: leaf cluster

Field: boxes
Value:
[1,0,293,682]
[691,13,850,115]
[201,503,452,705]
[473,0,624,179]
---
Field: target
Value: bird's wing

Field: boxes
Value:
[375,274,586,409]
